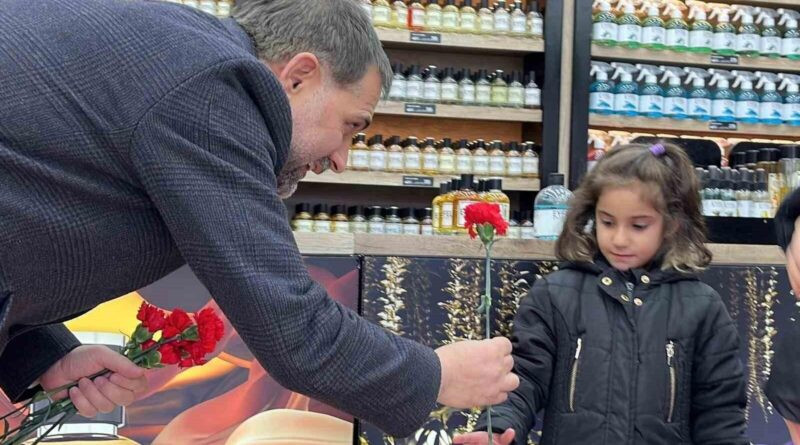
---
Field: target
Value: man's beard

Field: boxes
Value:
[276,167,304,199]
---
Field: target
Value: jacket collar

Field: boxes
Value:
[559,254,697,287]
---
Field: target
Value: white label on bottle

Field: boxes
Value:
[666,29,689,47]
[709,199,723,216]
[722,200,737,217]
[533,208,567,239]
[313,220,332,233]
[494,14,510,32]
[404,152,421,171]
[460,14,477,31]
[531,17,544,36]
[512,15,527,33]
[701,199,711,216]
[443,11,459,29]
[736,100,760,120]
[403,224,420,235]
[460,84,476,103]
[439,154,456,173]
[368,221,386,234]
[614,93,639,114]
[406,80,424,100]
[334,221,351,233]
[441,203,454,228]
[388,152,404,170]
[639,95,664,114]
[689,30,713,49]
[423,153,439,170]
[456,156,472,173]
[389,79,406,100]
[755,201,773,218]
[476,85,492,104]
[688,98,711,117]
[457,200,479,228]
[351,150,370,168]
[523,157,539,176]
[508,87,525,106]
[736,33,760,52]
[664,97,688,117]
[642,26,665,45]
[784,103,800,122]
[350,221,368,233]
[617,24,642,44]
[385,222,403,235]
[426,10,442,28]
[424,82,441,101]
[507,157,523,176]
[369,151,387,171]
[525,87,541,107]
[293,219,314,232]
[712,99,736,120]
[737,200,751,218]
[760,102,783,121]
[783,37,800,57]
[593,22,618,41]
[761,36,782,54]
[421,224,434,236]
[590,92,614,113]
[713,32,736,52]
[490,156,506,174]
[441,83,459,101]
[473,156,490,174]
[373,6,391,24]
[480,15,494,32]
[411,9,426,27]
[397,8,408,25]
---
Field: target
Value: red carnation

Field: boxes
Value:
[136,303,166,333]
[464,202,508,240]
[163,309,193,339]
[158,343,180,365]
[195,308,224,354]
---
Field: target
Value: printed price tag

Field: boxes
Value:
[403,176,435,187]
[404,103,437,115]
[410,32,442,44]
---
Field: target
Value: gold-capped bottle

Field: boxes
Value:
[432,181,449,234]
[440,178,459,235]
[484,178,511,223]
[312,204,332,233]
[453,174,481,234]
[292,203,314,233]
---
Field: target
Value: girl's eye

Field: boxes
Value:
[633,224,648,230]
[601,220,613,227]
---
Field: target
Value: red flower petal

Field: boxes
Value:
[163,309,193,339]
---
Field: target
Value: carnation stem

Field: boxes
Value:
[484,242,494,445]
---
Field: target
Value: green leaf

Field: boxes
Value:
[477,224,495,245]
[132,325,152,343]
[181,325,199,341]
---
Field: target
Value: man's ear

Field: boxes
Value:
[271,52,322,96]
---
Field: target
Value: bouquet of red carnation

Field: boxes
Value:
[0,303,224,445]
[464,202,509,445]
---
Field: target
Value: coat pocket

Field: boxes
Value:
[568,337,583,413]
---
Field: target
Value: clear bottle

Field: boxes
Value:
[372,0,393,27]
[369,134,388,172]
[420,207,435,235]
[405,65,425,101]
[511,1,528,37]
[401,207,421,235]
[759,13,782,58]
[292,203,314,233]
[459,0,479,34]
[388,63,407,101]
[313,204,332,233]
[522,141,540,178]
[440,67,460,104]
[331,205,351,233]
[438,137,457,174]
[392,0,409,29]
[423,65,442,103]
[780,145,800,198]
[491,70,510,107]
[508,211,522,239]
[478,0,495,34]
[526,0,544,38]
[385,135,405,173]
[367,206,386,234]
[489,141,507,176]
[404,136,423,173]
[384,206,404,235]
[641,3,666,50]
[688,7,713,54]
[453,174,482,234]
[472,139,491,175]
[409,0,426,30]
[533,173,573,240]
[459,69,477,105]
[442,0,460,32]
[494,0,512,35]
[350,133,370,171]
[520,210,536,239]
[712,7,737,56]
[484,178,511,223]
[665,5,690,52]
[746,150,759,170]
[753,169,773,217]
[705,166,722,216]
[735,169,752,218]
[616,2,643,49]
[422,137,440,175]
[719,171,737,217]
[455,139,474,174]
[425,0,443,31]
[432,181,450,234]
[736,9,761,57]
[592,0,618,46]
[506,141,523,177]
[524,71,542,109]
[349,206,369,233]
[507,71,525,108]
[475,69,492,106]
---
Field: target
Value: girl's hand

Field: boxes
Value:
[453,429,515,445]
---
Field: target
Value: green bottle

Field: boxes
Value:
[688,6,713,53]
[592,0,618,47]
[491,70,509,107]
[733,6,761,58]
[710,6,736,56]
[756,10,781,58]
[616,1,642,49]
[641,3,666,51]
[664,4,689,52]
[781,11,800,60]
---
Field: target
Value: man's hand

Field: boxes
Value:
[435,337,518,408]
[39,345,147,418]
[787,217,800,299]
[453,428,516,445]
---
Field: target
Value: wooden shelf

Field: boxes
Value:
[590,114,800,138]
[375,27,544,55]
[376,100,542,123]
[592,44,800,74]
[301,170,541,192]
[731,0,798,7]
[293,233,784,264]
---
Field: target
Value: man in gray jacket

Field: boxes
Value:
[0,0,517,436]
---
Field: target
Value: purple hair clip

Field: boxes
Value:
[649,144,666,157]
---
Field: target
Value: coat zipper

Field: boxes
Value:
[569,337,583,412]
[666,340,676,423]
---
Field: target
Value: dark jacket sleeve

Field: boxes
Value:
[776,187,800,251]
[690,293,748,445]
[129,59,440,437]
[475,278,556,444]
[0,324,80,402]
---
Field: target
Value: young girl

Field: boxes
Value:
[454,143,748,445]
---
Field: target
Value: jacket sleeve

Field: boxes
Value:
[776,186,800,251]
[475,278,556,444]
[0,325,80,402]
[129,59,440,437]
[765,316,800,423]
[690,293,748,445]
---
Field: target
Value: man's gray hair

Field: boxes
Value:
[233,0,392,93]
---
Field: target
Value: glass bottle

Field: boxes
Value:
[442,0,460,32]
[420,207,435,235]
[425,0,443,31]
[780,145,800,198]
[484,178,511,224]
[478,0,495,34]
[459,0,479,34]
[489,141,507,176]
[753,169,773,218]
[475,69,492,106]
[520,210,535,239]
[388,63,407,101]
[439,179,459,235]
[533,173,573,240]
[440,67,460,104]
[454,174,482,234]
[527,0,544,38]
[506,141,523,177]
[331,205,351,233]
[367,206,386,234]
[508,211,522,239]
[507,71,525,108]
[472,139,491,175]
[494,0,511,35]
[372,0,393,27]
[459,69,476,105]
[401,207,421,235]
[511,0,528,37]
[522,141,540,178]
[524,71,541,109]
[350,133,370,171]
[404,136,423,173]
[439,137,457,174]
[392,0,409,29]
[313,204,332,233]
[735,169,752,218]
[409,0,426,30]
[422,137,440,175]
[746,149,759,170]
[455,139,474,174]
[349,206,369,233]
[423,65,442,103]
[405,65,425,101]
[491,70,510,107]
[432,181,450,234]
[369,134,388,172]
[292,203,314,233]
[384,206,404,235]
[385,135,405,173]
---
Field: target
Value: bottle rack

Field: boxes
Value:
[376,100,544,121]
[302,170,541,192]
